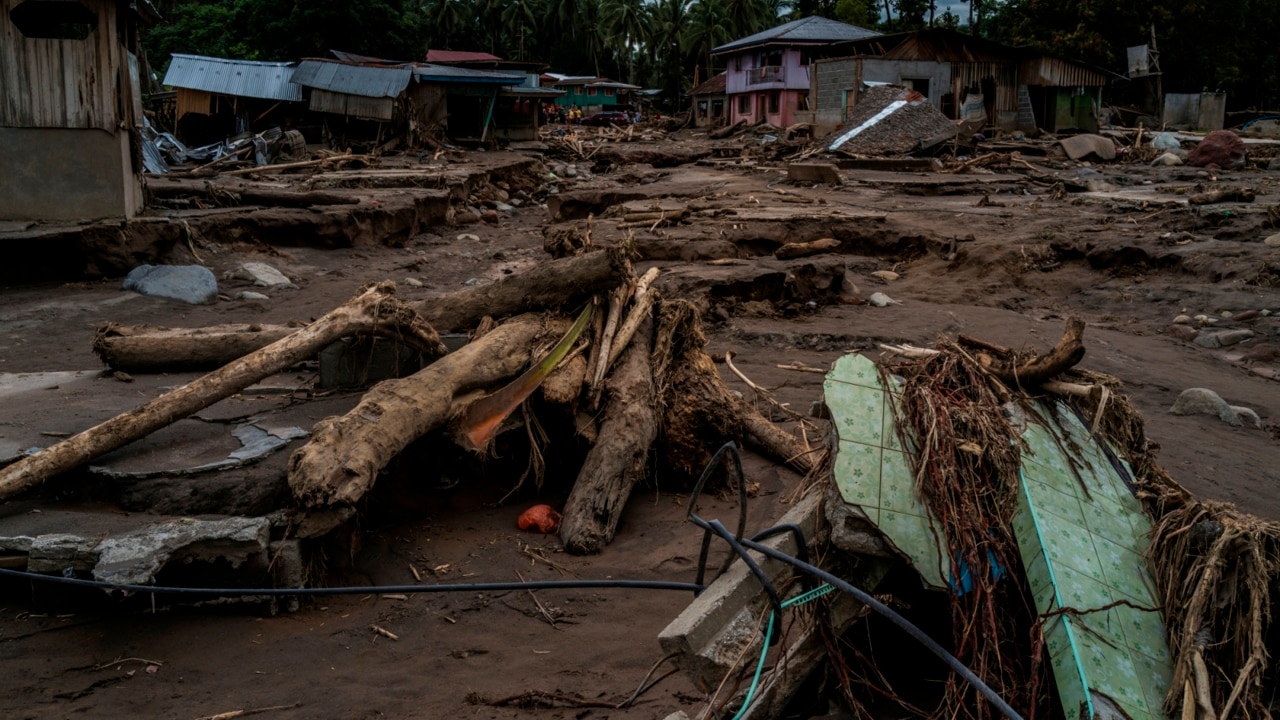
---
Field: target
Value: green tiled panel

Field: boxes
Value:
[826,355,946,588]
[1015,400,1173,720]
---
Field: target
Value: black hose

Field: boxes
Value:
[0,568,701,598]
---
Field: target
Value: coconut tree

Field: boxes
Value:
[684,0,730,76]
[501,0,541,60]
[602,0,648,83]
[423,0,474,50]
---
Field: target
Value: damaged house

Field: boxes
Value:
[162,54,305,146]
[544,73,640,113]
[290,55,532,148]
[711,15,880,129]
[689,72,728,128]
[0,0,159,222]
[808,28,1120,135]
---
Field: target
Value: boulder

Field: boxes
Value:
[1059,134,1116,161]
[122,264,217,305]
[1187,130,1245,168]
[235,262,297,289]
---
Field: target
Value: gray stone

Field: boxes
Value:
[27,533,99,574]
[1264,233,1280,247]
[93,516,269,586]
[787,162,842,185]
[235,262,296,289]
[237,291,270,301]
[495,202,515,212]
[122,264,217,305]
[1217,329,1254,346]
[1173,315,1192,324]
[1152,152,1183,166]
[1152,132,1181,151]
[403,277,423,288]
[1169,387,1242,426]
[871,270,899,281]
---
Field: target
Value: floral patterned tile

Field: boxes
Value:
[833,440,881,508]
[825,379,886,447]
[1077,636,1150,718]
[828,353,881,389]
[1040,522,1106,584]
[877,449,916,513]
[878,510,946,588]
[1115,604,1173,665]
[1048,562,1114,611]
[1024,481,1088,527]
[1132,648,1176,715]
[1046,629,1088,719]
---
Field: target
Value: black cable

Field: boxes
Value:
[0,567,701,598]
[738,537,1025,720]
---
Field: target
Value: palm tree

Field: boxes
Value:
[721,0,767,37]
[647,0,690,106]
[602,0,648,83]
[423,0,474,50]
[501,0,540,60]
[684,0,730,75]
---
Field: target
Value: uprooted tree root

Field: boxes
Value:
[869,340,1050,720]
[1066,377,1280,720]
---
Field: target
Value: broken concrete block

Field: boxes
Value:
[1059,134,1116,161]
[27,533,100,574]
[122,264,217,305]
[93,516,270,586]
[235,262,297,289]
[787,162,842,185]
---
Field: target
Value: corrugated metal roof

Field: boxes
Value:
[713,16,879,55]
[163,54,303,102]
[413,64,525,85]
[502,86,565,97]
[292,60,413,98]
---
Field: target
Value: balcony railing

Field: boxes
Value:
[746,65,783,85]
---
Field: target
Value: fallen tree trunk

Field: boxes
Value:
[560,317,656,555]
[94,323,296,372]
[0,283,446,502]
[774,237,841,260]
[94,249,632,372]
[289,315,549,507]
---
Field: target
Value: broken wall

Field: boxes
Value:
[860,59,951,111]
[0,127,142,222]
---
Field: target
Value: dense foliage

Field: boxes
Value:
[142,0,1279,111]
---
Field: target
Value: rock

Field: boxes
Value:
[94,517,270,586]
[1264,233,1280,247]
[122,264,217,305]
[564,165,578,178]
[1167,325,1199,342]
[1152,132,1181,151]
[1230,310,1260,322]
[456,233,480,242]
[1194,314,1210,325]
[236,291,270,301]
[404,277,423,288]
[787,162,842,185]
[1216,329,1255,347]
[870,270,900,282]
[1169,387,1242,426]
[235,262,296,289]
[495,202,515,213]
[1152,152,1183,166]
[1173,315,1192,324]
[1221,310,1234,319]
[454,208,480,224]
[868,292,900,307]
[1264,309,1273,316]
[1187,130,1245,168]
[480,210,499,225]
[1232,406,1264,429]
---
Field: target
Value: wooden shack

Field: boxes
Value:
[0,0,158,222]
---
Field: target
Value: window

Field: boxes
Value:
[768,91,780,114]
[735,56,742,71]
[738,94,750,113]
[604,87,614,96]
[9,0,97,39]
[587,87,597,96]
[796,91,809,110]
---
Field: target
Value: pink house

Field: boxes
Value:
[712,16,879,128]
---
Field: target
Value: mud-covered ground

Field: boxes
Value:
[0,133,1277,719]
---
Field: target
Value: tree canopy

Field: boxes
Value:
[142,0,1280,111]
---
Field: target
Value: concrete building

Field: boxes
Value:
[808,29,1118,135]
[543,74,640,112]
[689,72,728,128]
[712,16,879,129]
[0,0,159,222]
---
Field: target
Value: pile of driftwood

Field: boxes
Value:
[0,248,813,556]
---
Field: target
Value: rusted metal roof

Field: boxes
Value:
[292,60,413,98]
[426,50,502,63]
[689,72,727,96]
[163,54,302,102]
[413,64,525,85]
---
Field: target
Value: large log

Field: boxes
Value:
[94,323,296,372]
[0,283,445,502]
[560,317,656,555]
[93,249,633,372]
[976,317,1086,389]
[289,315,550,507]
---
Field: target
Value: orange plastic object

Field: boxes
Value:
[517,504,562,534]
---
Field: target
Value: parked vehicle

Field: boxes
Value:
[580,111,631,127]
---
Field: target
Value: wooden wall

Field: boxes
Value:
[0,0,133,130]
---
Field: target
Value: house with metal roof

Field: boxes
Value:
[712,16,880,128]
[1,0,160,223]
[807,29,1122,135]
[291,56,534,146]
[543,74,640,112]
[163,54,304,145]
[688,72,728,128]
